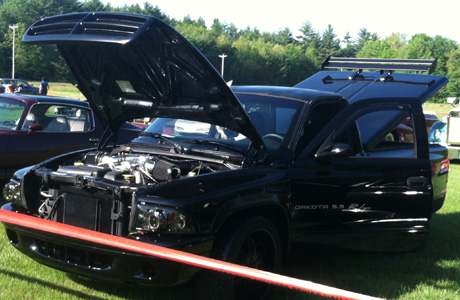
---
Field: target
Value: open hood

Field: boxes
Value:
[23,12,264,149]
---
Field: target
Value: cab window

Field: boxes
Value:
[357,109,415,158]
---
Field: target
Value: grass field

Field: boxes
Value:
[32,82,86,100]
[423,102,454,117]
[0,85,459,299]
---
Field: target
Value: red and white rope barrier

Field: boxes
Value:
[0,209,384,300]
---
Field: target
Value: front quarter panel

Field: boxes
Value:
[136,166,289,234]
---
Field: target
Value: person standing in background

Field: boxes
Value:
[39,77,49,95]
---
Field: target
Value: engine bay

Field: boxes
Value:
[55,149,238,186]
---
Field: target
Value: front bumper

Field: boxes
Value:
[1,203,213,286]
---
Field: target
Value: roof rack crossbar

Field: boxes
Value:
[322,57,436,73]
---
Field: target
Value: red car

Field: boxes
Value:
[0,94,141,181]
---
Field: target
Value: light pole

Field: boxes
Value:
[219,53,227,77]
[9,24,18,79]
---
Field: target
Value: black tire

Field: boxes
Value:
[198,216,282,300]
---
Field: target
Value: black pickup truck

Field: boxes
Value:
[1,12,449,300]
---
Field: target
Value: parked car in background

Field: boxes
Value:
[423,110,440,132]
[0,78,40,94]
[429,97,460,160]
[0,94,141,181]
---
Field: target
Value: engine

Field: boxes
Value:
[56,150,227,186]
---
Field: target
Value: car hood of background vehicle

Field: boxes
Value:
[22,12,265,150]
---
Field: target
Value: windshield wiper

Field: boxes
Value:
[139,132,184,154]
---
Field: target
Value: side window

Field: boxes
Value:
[355,108,415,158]
[306,104,417,160]
[22,104,93,132]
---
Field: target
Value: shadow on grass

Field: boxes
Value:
[67,274,196,300]
[0,269,109,300]
[0,266,197,300]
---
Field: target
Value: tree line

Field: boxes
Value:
[1,0,459,102]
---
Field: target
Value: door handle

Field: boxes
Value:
[407,176,428,188]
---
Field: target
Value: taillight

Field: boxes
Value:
[440,157,450,174]
[431,157,450,175]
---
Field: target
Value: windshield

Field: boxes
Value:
[0,98,26,130]
[145,118,249,145]
[235,92,304,146]
[142,92,304,158]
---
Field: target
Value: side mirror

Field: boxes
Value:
[316,142,353,159]
[27,123,43,135]
[29,123,42,130]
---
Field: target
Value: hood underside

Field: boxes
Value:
[23,12,264,149]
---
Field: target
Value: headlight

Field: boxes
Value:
[132,203,196,234]
[3,179,21,204]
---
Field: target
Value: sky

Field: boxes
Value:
[100,0,460,44]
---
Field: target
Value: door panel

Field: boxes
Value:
[289,99,432,238]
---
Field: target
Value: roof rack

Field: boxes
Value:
[321,57,436,74]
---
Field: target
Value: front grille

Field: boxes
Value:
[33,239,113,270]
[52,186,129,236]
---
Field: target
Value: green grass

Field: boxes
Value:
[423,102,454,116]
[49,83,86,100]
[28,81,86,100]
